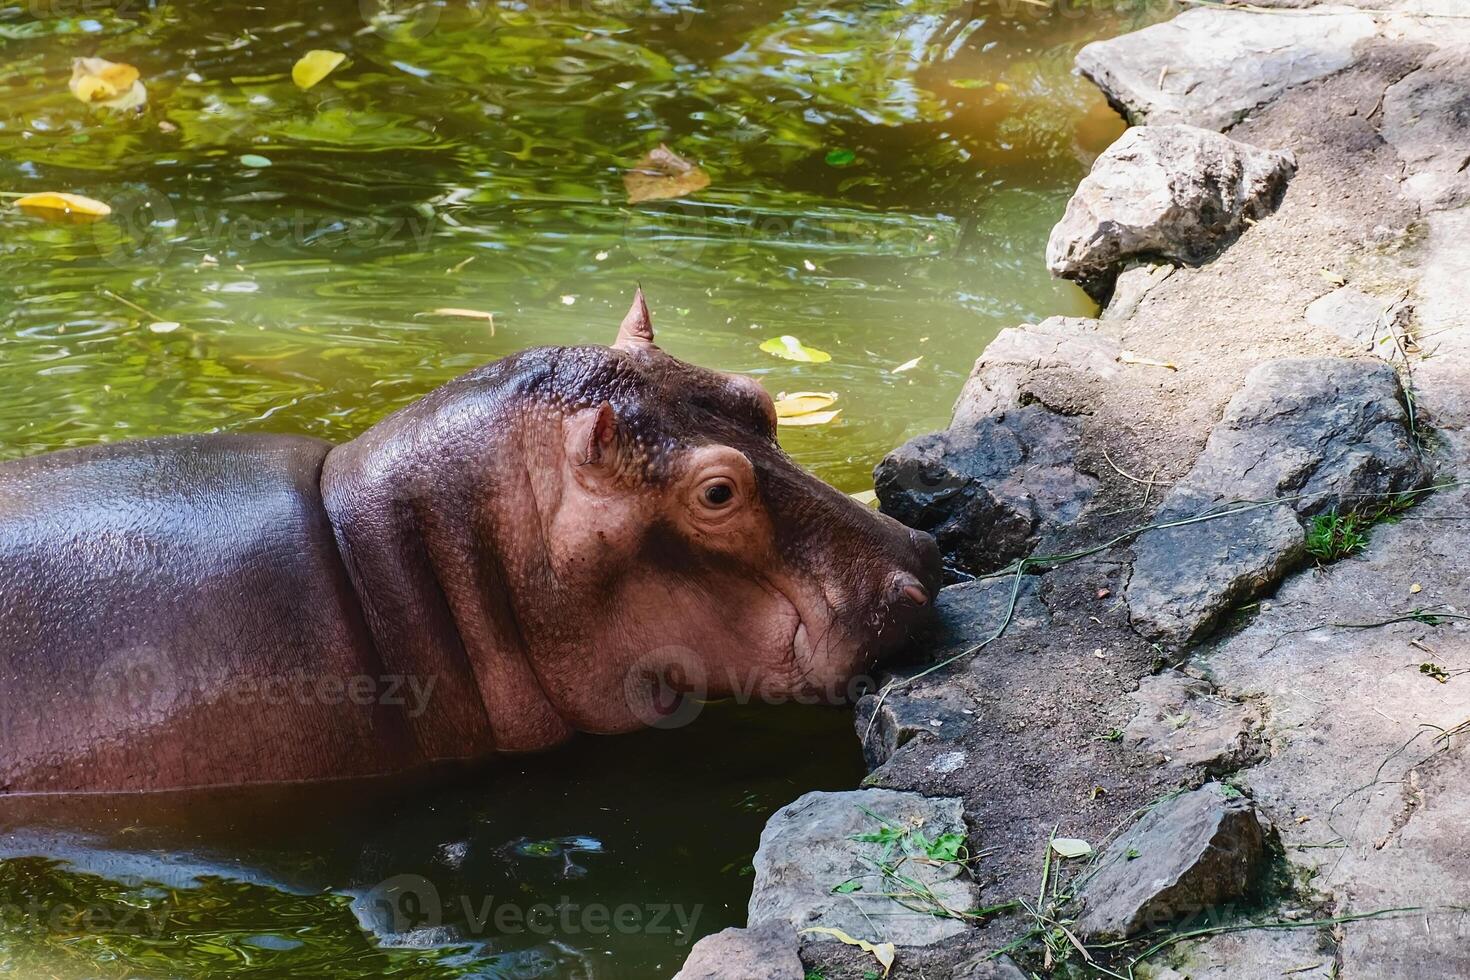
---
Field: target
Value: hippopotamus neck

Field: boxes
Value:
[320,362,578,760]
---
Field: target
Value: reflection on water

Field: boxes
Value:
[0,0,1170,975]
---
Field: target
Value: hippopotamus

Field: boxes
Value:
[0,291,940,794]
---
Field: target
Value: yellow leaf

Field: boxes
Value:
[778,409,841,427]
[15,191,112,222]
[624,144,711,204]
[760,335,831,363]
[417,307,495,335]
[800,927,896,977]
[1117,350,1178,371]
[850,490,879,507]
[293,50,346,90]
[774,391,838,417]
[69,57,142,106]
[891,356,922,374]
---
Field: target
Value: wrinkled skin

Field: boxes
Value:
[0,292,941,793]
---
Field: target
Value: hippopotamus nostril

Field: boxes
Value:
[891,573,930,608]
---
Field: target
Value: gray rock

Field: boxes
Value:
[1103,263,1175,321]
[1075,6,1378,131]
[748,789,976,946]
[878,318,1119,574]
[1126,357,1430,646]
[673,921,804,980]
[951,317,1124,426]
[1122,671,1263,774]
[1073,783,1270,940]
[1047,125,1295,299]
[1136,926,1333,979]
[855,687,973,770]
[876,406,1096,574]
[1381,46,1470,212]
[954,954,1028,979]
[1304,286,1407,351]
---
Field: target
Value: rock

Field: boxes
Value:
[878,318,1118,574]
[1304,287,1407,351]
[1136,926,1334,979]
[1128,502,1307,649]
[1046,125,1295,299]
[1075,6,1378,131]
[855,687,973,770]
[1122,671,1263,775]
[1073,782,1270,940]
[876,406,1096,574]
[1381,46,1470,212]
[673,921,804,980]
[950,317,1124,426]
[1103,263,1175,321]
[954,954,1028,979]
[1126,357,1430,647]
[748,788,976,946]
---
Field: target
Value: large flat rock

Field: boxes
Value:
[1127,357,1430,647]
[673,921,804,980]
[748,788,977,947]
[1076,6,1378,131]
[1047,125,1294,299]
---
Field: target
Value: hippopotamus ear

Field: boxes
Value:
[612,286,657,351]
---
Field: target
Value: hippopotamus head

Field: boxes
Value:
[323,290,941,752]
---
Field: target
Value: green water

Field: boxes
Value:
[0,0,1168,976]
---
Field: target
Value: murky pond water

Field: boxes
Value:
[0,0,1168,975]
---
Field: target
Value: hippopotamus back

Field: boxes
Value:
[0,434,415,793]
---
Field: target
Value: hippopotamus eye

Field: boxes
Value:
[703,482,735,508]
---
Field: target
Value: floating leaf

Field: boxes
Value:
[147,321,181,334]
[825,148,856,167]
[774,391,838,417]
[292,50,346,90]
[14,191,112,222]
[1118,351,1177,371]
[800,927,895,977]
[1051,838,1093,859]
[69,57,146,109]
[418,308,495,335]
[778,409,840,427]
[850,490,879,507]
[891,356,922,374]
[948,78,990,90]
[624,144,710,204]
[239,154,273,168]
[760,335,831,363]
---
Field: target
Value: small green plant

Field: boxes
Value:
[1305,509,1369,561]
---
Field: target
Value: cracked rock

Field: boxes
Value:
[1074,783,1270,941]
[1075,6,1378,131]
[1127,357,1430,647]
[673,921,804,980]
[748,789,976,946]
[1047,125,1295,300]
[1304,287,1408,352]
[855,687,973,770]
[1381,46,1470,212]
[1123,671,1263,775]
